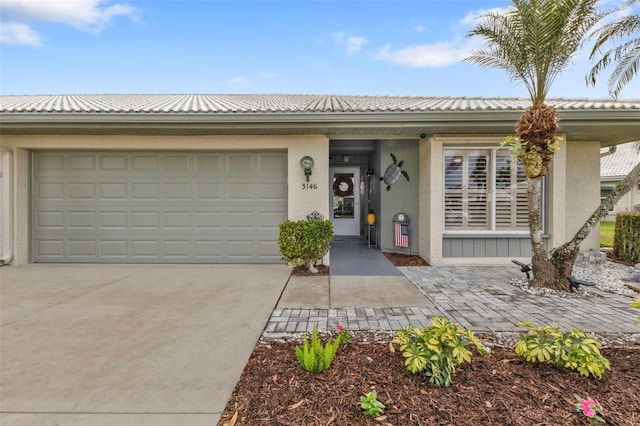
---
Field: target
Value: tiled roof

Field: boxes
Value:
[1,94,639,113]
[601,142,640,178]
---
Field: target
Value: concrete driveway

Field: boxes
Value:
[0,264,291,425]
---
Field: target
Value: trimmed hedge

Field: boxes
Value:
[613,212,640,262]
[278,219,333,271]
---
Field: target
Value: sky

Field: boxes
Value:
[1,0,639,99]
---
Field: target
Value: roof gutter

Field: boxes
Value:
[600,145,617,158]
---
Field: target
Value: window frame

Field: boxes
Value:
[443,145,532,235]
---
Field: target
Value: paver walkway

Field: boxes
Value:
[265,265,640,339]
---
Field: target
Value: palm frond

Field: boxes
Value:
[466,0,602,104]
[588,7,640,98]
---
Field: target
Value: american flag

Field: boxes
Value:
[394,223,409,247]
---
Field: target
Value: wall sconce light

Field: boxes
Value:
[300,156,314,181]
[343,154,350,163]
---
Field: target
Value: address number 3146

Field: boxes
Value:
[301,183,318,189]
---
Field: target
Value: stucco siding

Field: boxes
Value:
[565,141,600,251]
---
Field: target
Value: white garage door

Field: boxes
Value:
[33,151,287,263]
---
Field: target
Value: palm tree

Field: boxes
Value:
[465,0,603,291]
[587,0,640,98]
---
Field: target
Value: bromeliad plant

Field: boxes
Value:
[295,325,350,373]
[393,316,489,387]
[514,322,610,379]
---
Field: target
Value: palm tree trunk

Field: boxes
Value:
[527,176,565,290]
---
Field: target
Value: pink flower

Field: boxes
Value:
[580,399,600,418]
[336,325,344,333]
[583,405,596,418]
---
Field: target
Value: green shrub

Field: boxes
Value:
[514,322,610,379]
[613,212,640,262]
[295,325,342,373]
[360,390,385,417]
[278,219,333,272]
[393,316,489,387]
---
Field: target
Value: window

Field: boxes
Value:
[444,148,528,232]
[601,186,615,212]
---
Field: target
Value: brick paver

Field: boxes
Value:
[264,266,640,339]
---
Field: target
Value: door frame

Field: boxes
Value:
[329,167,361,236]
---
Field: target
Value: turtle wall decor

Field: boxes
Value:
[380,153,410,191]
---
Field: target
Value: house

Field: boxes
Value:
[600,141,640,220]
[1,94,639,266]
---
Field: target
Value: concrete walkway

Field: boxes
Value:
[266,265,640,339]
[0,264,291,426]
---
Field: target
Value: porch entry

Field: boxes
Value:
[330,167,360,236]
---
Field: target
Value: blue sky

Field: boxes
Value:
[1,0,638,98]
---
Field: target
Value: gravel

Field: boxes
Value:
[509,258,640,298]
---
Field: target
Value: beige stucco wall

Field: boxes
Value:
[0,135,329,265]
[419,136,443,264]
[562,140,601,252]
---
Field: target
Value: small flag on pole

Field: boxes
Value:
[394,223,409,247]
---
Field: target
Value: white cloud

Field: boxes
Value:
[374,7,511,68]
[0,0,139,45]
[330,31,367,55]
[1,0,138,31]
[375,40,473,68]
[0,21,41,46]
[415,24,425,33]
[346,36,366,55]
[457,7,513,28]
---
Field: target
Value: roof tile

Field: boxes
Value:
[2,94,639,114]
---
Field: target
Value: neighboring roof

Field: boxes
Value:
[1,94,639,145]
[601,141,640,180]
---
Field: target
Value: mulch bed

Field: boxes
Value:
[218,341,640,425]
[383,253,429,266]
[291,265,330,276]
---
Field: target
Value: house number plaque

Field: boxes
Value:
[301,183,318,189]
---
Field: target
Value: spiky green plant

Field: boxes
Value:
[295,325,340,373]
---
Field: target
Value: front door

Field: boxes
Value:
[330,167,360,236]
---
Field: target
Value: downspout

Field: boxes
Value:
[0,147,13,266]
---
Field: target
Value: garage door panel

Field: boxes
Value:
[68,240,96,257]
[195,155,224,174]
[38,183,64,199]
[132,155,159,171]
[69,155,95,170]
[101,240,127,257]
[33,151,287,263]
[68,211,96,228]
[36,240,64,257]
